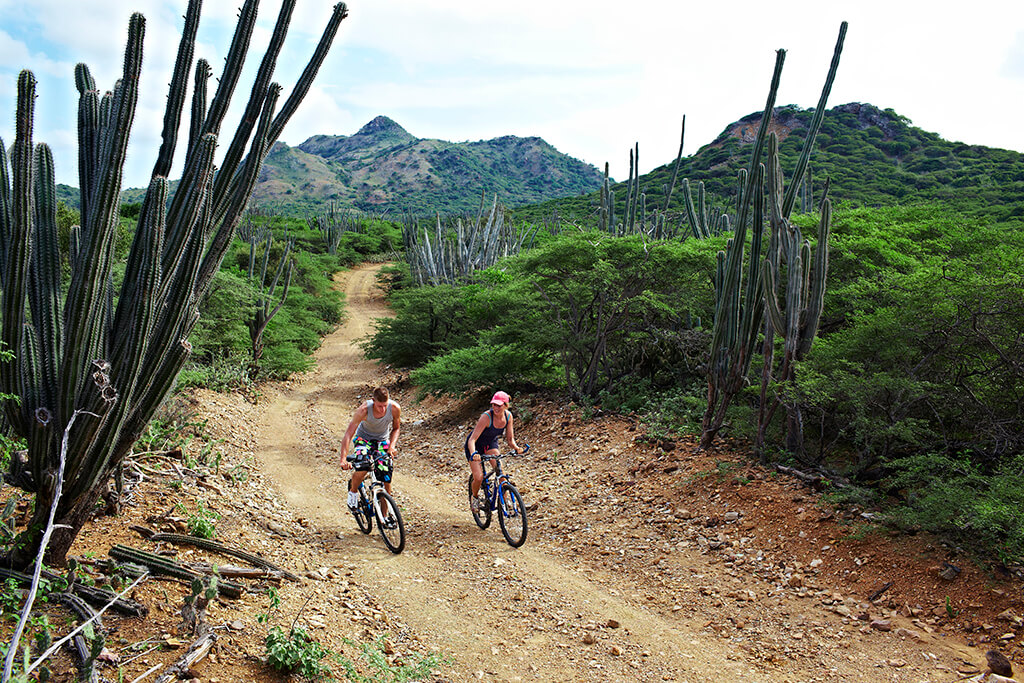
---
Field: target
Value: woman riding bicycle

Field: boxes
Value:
[465,390,523,512]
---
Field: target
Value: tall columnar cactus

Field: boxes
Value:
[699,21,846,450]
[246,234,294,376]
[0,0,349,568]
[757,134,831,458]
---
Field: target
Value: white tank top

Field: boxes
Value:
[355,400,397,441]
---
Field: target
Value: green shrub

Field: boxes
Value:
[266,625,333,680]
[411,342,559,397]
[885,452,1024,565]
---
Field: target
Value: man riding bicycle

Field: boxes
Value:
[340,387,402,515]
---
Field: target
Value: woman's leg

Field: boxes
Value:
[469,454,484,497]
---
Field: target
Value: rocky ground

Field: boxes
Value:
[4,263,1023,682]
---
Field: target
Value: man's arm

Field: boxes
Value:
[339,403,368,466]
[388,403,402,455]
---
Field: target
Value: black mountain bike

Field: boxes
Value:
[347,455,405,554]
[469,444,530,547]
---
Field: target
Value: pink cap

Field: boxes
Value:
[490,390,511,406]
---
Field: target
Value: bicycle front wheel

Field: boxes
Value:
[468,475,491,529]
[497,483,527,548]
[374,490,405,554]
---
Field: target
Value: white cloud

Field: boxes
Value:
[3,0,1024,188]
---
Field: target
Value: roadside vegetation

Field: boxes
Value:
[1,11,1022,679]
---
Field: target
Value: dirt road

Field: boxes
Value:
[238,263,1013,682]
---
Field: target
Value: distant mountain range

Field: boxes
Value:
[60,115,603,216]
[59,104,1024,223]
[250,115,604,215]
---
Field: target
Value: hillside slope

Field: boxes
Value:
[250,115,604,215]
[519,102,1024,224]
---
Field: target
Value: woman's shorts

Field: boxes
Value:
[465,437,499,461]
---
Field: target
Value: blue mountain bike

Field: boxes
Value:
[468,444,530,547]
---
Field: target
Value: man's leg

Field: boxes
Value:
[348,470,367,509]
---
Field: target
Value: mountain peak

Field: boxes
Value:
[355,115,411,140]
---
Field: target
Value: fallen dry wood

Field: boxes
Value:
[153,632,216,683]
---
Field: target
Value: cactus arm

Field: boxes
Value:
[197,0,258,143]
[29,144,63,417]
[797,198,831,358]
[195,84,281,299]
[662,117,685,213]
[1,72,38,436]
[734,49,785,234]
[781,21,847,219]
[189,59,211,153]
[210,0,297,217]
[74,65,98,232]
[267,3,348,144]
[152,0,203,179]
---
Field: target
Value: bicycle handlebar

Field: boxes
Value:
[478,443,530,460]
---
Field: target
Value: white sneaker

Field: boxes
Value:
[347,491,359,509]
[470,496,481,513]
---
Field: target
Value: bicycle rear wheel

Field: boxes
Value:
[374,490,405,554]
[350,480,372,534]
[497,483,527,548]
[468,475,491,529]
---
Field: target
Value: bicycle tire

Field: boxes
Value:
[497,482,527,548]
[468,474,491,529]
[374,490,405,554]
[350,479,372,534]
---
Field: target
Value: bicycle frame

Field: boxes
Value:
[479,459,511,512]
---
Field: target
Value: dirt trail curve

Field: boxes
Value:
[250,263,1001,682]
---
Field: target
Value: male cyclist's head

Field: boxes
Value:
[372,386,389,403]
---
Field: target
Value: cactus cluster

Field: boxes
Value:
[0,0,348,567]
[402,193,536,286]
[306,201,363,255]
[597,119,687,239]
[700,22,846,452]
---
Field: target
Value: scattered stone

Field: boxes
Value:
[582,632,597,645]
[986,650,1013,677]
[938,562,962,581]
[607,619,620,629]
[870,619,892,632]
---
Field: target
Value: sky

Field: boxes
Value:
[2,0,1023,190]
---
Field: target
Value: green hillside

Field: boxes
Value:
[517,102,1024,224]
[250,115,604,215]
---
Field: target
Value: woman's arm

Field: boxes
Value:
[466,413,488,454]
[505,413,521,453]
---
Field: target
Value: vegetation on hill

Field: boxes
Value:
[250,115,604,215]
[516,102,1024,226]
